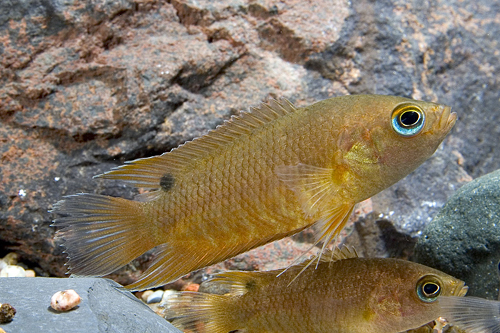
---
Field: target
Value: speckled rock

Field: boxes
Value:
[414,169,500,299]
[1,0,500,283]
[0,277,181,332]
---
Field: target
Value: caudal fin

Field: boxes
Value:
[52,194,157,277]
[161,291,236,333]
[52,194,231,291]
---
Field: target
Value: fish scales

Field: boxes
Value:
[170,107,323,231]
[163,247,468,333]
[52,95,456,290]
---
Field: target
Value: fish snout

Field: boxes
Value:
[452,281,468,297]
[438,105,457,133]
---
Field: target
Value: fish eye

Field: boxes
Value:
[391,104,425,137]
[416,276,442,303]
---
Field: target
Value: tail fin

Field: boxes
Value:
[52,194,157,277]
[439,296,500,333]
[161,291,236,333]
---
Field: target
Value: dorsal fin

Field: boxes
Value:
[97,98,297,189]
[204,246,359,296]
[279,245,360,285]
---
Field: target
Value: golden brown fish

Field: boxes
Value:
[162,247,468,333]
[52,95,456,290]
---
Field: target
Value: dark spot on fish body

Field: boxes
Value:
[245,279,257,291]
[160,174,175,192]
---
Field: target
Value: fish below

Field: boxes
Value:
[52,94,457,291]
[162,247,468,333]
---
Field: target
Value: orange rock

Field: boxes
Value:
[181,283,199,292]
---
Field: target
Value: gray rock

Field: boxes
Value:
[0,277,181,332]
[414,169,500,299]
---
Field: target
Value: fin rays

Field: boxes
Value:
[439,296,500,333]
[162,292,233,333]
[99,98,297,191]
[52,194,158,277]
[125,238,268,291]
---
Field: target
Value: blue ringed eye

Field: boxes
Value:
[416,277,442,303]
[391,104,425,137]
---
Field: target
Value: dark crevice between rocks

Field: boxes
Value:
[377,220,418,259]
[3,120,125,155]
[346,213,418,260]
[304,1,359,82]
[305,0,416,97]
[0,238,20,258]
[40,0,69,36]
[256,19,307,64]
[66,160,100,168]
[56,65,127,88]
[171,53,245,93]
[168,0,215,27]
[247,3,279,20]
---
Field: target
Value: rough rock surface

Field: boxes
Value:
[1,0,499,280]
[414,169,500,299]
[0,277,180,332]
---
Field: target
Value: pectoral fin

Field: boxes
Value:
[275,163,340,217]
[276,163,356,277]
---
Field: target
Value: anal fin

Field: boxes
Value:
[125,239,263,291]
[279,204,355,284]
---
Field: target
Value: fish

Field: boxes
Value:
[438,296,500,333]
[51,94,457,291]
[162,246,468,333]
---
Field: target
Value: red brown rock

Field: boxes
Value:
[0,0,498,284]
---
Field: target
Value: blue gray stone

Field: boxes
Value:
[146,290,165,304]
[0,277,181,332]
[414,169,500,299]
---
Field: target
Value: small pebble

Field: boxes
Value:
[3,253,18,265]
[0,265,26,277]
[146,290,164,304]
[181,283,200,292]
[25,269,36,277]
[141,290,154,302]
[0,303,16,323]
[0,260,7,271]
[50,289,81,311]
[161,289,178,303]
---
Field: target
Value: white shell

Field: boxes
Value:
[0,265,26,277]
[50,289,81,311]
[25,269,36,277]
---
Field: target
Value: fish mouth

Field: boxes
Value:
[451,281,468,297]
[438,105,457,133]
